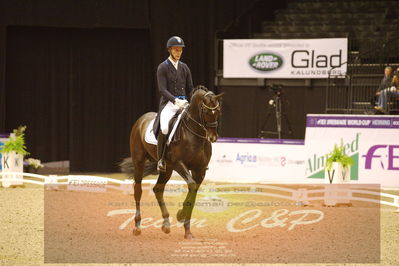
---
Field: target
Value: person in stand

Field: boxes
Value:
[153,36,194,172]
[377,66,393,92]
[375,74,399,113]
[372,66,393,110]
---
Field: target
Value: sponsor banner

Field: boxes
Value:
[67,175,107,193]
[223,38,347,78]
[306,115,399,128]
[1,151,24,187]
[207,138,306,183]
[0,137,8,171]
[305,114,399,187]
[217,137,304,145]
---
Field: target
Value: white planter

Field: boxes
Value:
[325,162,351,184]
[1,151,24,187]
[324,162,352,206]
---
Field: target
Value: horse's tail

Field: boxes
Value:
[119,157,158,179]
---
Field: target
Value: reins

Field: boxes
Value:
[181,91,220,140]
[182,111,208,139]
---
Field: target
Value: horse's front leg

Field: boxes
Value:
[153,168,173,234]
[174,161,205,239]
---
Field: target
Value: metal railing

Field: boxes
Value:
[325,36,399,114]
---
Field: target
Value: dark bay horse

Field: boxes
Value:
[121,86,223,239]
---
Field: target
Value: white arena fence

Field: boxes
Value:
[0,172,186,194]
[0,172,398,212]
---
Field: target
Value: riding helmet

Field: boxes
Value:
[166,36,185,48]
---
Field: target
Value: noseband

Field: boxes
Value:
[200,92,220,128]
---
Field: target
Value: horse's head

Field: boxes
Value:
[189,86,224,143]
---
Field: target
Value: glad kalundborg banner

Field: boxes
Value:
[305,114,399,188]
[223,38,348,78]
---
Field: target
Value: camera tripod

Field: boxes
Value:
[258,89,293,139]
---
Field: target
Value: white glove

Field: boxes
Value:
[175,98,188,109]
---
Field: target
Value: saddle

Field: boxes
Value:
[144,109,185,145]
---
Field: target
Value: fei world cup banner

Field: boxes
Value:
[305,114,399,188]
[223,38,348,78]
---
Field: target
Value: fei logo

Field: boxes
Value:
[362,145,399,170]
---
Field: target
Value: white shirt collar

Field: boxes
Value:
[168,56,179,70]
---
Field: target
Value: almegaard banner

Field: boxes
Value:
[305,114,399,188]
[223,38,348,78]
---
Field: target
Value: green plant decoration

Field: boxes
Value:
[0,126,30,156]
[13,125,27,137]
[325,142,354,171]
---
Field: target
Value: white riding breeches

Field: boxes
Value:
[160,101,180,135]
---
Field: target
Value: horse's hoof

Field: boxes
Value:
[176,209,185,223]
[162,225,171,234]
[184,234,194,240]
[133,228,141,236]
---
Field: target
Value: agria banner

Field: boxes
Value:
[304,114,399,188]
[223,38,347,78]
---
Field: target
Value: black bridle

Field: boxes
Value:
[200,91,220,128]
[182,91,220,140]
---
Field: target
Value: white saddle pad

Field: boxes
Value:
[144,112,184,145]
[144,119,158,145]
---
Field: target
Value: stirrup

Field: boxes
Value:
[157,159,166,172]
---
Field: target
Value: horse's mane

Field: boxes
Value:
[190,85,209,101]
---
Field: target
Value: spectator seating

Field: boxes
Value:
[254,0,399,114]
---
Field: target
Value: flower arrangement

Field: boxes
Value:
[0,126,29,156]
[24,158,44,169]
[325,142,354,171]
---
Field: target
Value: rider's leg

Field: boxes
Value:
[157,133,167,171]
[158,102,179,171]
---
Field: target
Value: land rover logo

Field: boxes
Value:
[249,53,283,71]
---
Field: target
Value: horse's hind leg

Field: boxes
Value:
[132,159,145,236]
[153,168,173,234]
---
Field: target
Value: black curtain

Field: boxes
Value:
[5,26,154,172]
[2,0,149,29]
[1,0,288,172]
[69,28,154,172]
[6,27,70,162]
[0,26,5,132]
[149,0,214,90]
[148,0,257,91]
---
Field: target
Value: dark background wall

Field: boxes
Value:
[218,84,326,139]
[0,0,324,172]
[5,26,153,172]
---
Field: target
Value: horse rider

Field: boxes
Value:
[153,36,194,172]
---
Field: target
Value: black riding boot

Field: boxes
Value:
[157,133,167,172]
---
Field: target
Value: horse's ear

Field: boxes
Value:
[214,92,225,100]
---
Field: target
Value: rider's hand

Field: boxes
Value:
[175,98,188,109]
